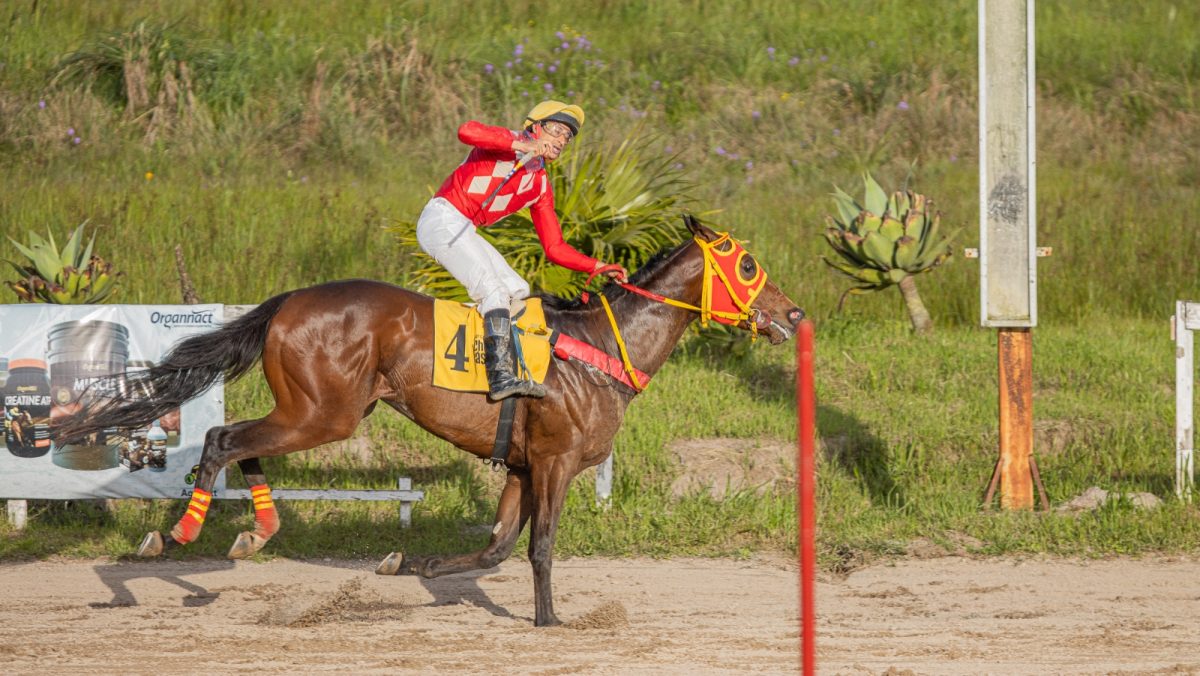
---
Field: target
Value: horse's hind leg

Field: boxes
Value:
[138,416,354,558]
[226,457,280,559]
[377,469,533,577]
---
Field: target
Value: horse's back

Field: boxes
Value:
[261,279,433,377]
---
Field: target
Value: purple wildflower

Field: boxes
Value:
[820,54,828,62]
[788,56,800,66]
[664,145,673,154]
[567,90,575,97]
[38,100,46,109]
[897,100,910,111]
[505,61,513,69]
[514,44,524,56]
[651,80,661,91]
[73,137,81,144]
[673,162,684,170]
[484,63,495,74]
[536,62,544,70]
[752,110,761,120]
[522,91,529,97]
[561,42,570,50]
[555,31,566,40]
[745,161,754,170]
[767,46,776,60]
[548,65,557,73]
[544,83,553,92]
[532,75,539,83]
[715,146,727,156]
[67,127,75,136]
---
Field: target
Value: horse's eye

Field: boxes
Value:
[741,257,757,276]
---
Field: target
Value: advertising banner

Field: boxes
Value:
[0,304,226,499]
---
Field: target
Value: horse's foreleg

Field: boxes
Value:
[226,457,280,559]
[377,469,532,577]
[527,460,574,627]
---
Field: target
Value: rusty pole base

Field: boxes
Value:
[983,455,1050,512]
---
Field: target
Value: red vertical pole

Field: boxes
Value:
[796,320,816,676]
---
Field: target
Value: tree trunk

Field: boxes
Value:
[897,274,933,334]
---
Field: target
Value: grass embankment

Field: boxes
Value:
[1,1,1199,564]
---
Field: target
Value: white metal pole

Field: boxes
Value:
[1176,302,1195,500]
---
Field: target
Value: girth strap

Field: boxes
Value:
[488,397,518,468]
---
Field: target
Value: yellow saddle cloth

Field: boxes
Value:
[432,298,553,392]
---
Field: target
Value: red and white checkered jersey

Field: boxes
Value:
[435,121,597,273]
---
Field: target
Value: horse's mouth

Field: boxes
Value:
[750,310,795,345]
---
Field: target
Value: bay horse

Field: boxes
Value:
[55,215,803,626]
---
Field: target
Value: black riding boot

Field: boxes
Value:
[483,309,547,400]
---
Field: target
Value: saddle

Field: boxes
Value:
[432,298,552,393]
[431,297,652,468]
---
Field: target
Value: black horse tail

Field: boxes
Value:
[52,292,294,444]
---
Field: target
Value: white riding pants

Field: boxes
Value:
[415,197,530,315]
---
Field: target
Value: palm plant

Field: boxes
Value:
[391,133,692,300]
[5,222,121,304]
[822,174,953,334]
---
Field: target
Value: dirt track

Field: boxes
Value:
[1,554,1199,674]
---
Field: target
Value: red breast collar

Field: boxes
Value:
[549,331,649,393]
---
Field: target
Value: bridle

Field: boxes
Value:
[585,232,770,392]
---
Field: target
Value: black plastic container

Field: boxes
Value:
[4,359,52,458]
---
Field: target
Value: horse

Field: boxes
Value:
[54,215,804,626]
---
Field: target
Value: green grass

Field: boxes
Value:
[1,1,1199,567]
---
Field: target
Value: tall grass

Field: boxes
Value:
[2,0,1197,321]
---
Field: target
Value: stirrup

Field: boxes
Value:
[488,376,547,401]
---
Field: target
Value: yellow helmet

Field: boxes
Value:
[524,100,585,136]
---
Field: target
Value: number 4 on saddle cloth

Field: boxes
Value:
[433,298,552,392]
[432,298,651,393]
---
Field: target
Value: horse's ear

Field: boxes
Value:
[682,213,719,241]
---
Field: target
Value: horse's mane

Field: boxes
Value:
[538,240,691,317]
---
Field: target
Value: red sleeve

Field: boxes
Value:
[531,188,598,273]
[457,121,517,151]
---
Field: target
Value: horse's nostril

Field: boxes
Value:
[787,308,805,325]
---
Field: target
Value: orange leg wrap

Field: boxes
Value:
[250,484,279,539]
[170,488,212,545]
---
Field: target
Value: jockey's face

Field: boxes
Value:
[537,120,573,161]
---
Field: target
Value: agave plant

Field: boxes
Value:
[391,133,692,300]
[5,222,121,304]
[822,174,952,334]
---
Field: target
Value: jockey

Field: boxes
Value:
[416,100,628,401]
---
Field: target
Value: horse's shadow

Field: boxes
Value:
[88,559,236,609]
[415,567,520,620]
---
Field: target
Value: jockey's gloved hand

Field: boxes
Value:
[590,261,628,284]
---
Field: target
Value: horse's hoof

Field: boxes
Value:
[227,531,266,559]
[375,552,404,576]
[136,531,164,557]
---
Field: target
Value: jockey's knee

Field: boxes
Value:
[480,289,510,316]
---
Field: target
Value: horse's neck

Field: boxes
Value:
[603,247,704,377]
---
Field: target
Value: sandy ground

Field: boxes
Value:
[1,554,1199,675]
